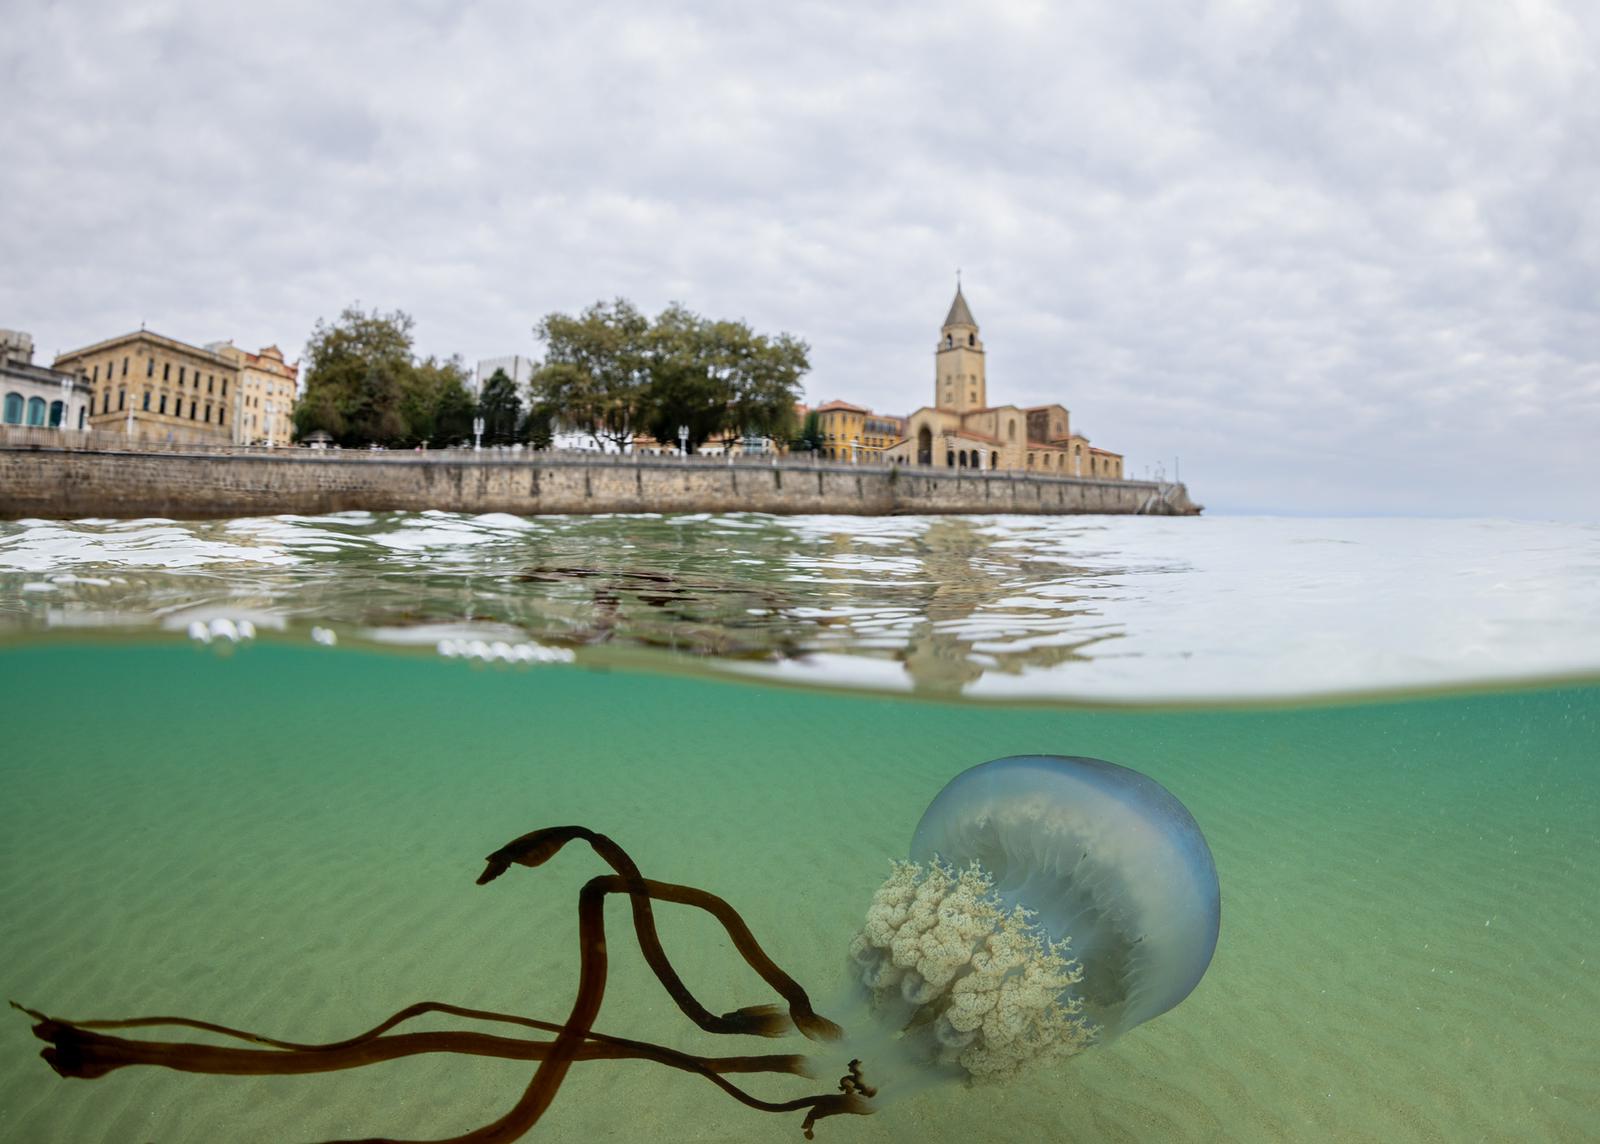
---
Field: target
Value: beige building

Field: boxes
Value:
[213,342,299,446]
[884,286,1124,479]
[814,400,905,462]
[54,330,238,446]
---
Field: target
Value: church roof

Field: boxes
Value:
[943,286,977,329]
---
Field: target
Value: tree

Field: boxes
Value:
[642,304,731,453]
[477,368,524,446]
[519,402,554,450]
[295,306,416,446]
[529,298,810,454]
[402,356,475,446]
[792,409,825,453]
[529,299,650,451]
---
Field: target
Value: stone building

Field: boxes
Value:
[883,286,1124,478]
[1,329,92,430]
[54,329,238,445]
[814,400,905,462]
[211,342,299,446]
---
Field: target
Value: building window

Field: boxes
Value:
[179,367,186,384]
[945,334,953,348]
[3,392,24,423]
[142,391,151,411]
[25,396,46,425]
[159,395,167,414]
[188,401,195,420]
[207,376,214,394]
[118,389,125,411]
[92,365,99,382]
[946,450,954,467]
[204,403,212,422]
[163,363,170,381]
[122,356,130,376]
[968,333,975,346]
[221,379,228,396]
[147,357,155,377]
[49,400,64,427]
[101,391,109,414]
[78,406,86,428]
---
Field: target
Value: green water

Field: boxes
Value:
[2,641,1596,1143]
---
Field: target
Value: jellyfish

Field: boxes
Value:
[15,755,1219,1140]
[833,754,1221,1096]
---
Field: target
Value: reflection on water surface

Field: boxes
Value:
[2,511,1598,698]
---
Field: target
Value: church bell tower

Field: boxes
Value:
[936,281,986,412]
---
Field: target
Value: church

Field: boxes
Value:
[883,286,1124,479]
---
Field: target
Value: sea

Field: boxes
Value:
[1,511,1596,1144]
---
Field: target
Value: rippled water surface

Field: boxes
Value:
[3,511,1597,698]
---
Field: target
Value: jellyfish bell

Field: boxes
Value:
[842,755,1220,1092]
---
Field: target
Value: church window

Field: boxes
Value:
[946,335,953,348]
[968,333,975,346]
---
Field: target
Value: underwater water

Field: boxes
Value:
[1,512,1598,1143]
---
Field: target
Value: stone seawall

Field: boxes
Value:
[0,445,1199,519]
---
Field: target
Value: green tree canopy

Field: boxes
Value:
[294,306,415,446]
[792,409,825,453]
[528,299,808,453]
[293,306,476,448]
[477,368,525,446]
[529,299,651,451]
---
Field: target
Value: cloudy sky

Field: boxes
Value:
[4,1,1597,517]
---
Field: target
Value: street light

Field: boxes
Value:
[473,416,485,451]
[678,424,688,457]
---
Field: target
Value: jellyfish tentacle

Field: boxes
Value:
[480,826,840,1041]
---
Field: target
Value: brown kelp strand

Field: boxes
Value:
[18,824,875,1142]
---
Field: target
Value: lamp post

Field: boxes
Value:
[473,416,485,451]
[678,424,688,458]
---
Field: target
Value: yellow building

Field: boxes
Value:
[213,342,299,446]
[883,286,1124,478]
[54,330,238,446]
[814,400,905,462]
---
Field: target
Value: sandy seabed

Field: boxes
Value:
[2,644,1597,1143]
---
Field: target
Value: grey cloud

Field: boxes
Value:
[2,0,1596,518]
